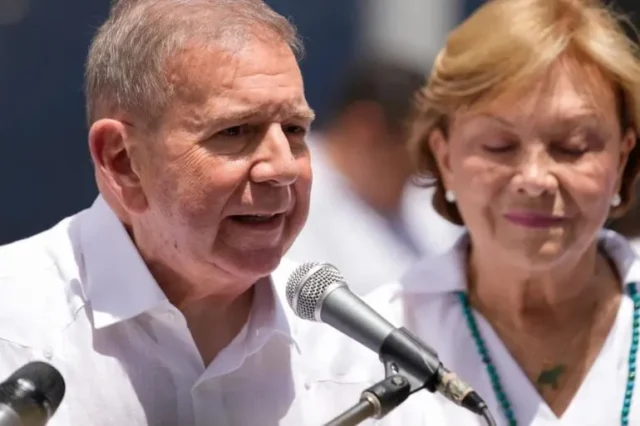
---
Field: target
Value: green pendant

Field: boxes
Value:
[537,364,567,390]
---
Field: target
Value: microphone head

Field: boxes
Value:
[4,361,66,416]
[286,262,346,321]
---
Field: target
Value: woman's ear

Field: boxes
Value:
[618,128,637,179]
[428,128,453,190]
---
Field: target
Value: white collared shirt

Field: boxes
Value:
[0,196,379,426]
[329,229,640,425]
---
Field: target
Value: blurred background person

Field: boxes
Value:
[287,59,463,293]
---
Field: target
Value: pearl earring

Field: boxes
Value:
[611,193,621,207]
[445,189,456,203]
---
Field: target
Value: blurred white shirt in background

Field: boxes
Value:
[287,137,464,294]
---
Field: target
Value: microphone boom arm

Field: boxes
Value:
[322,375,412,426]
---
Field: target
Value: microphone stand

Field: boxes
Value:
[323,326,500,426]
[323,375,411,426]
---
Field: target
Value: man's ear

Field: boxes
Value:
[88,119,148,214]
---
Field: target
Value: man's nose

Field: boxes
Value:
[250,124,300,186]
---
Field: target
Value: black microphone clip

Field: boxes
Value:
[379,327,488,416]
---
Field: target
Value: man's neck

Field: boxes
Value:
[130,221,259,366]
[145,257,257,366]
[179,284,256,367]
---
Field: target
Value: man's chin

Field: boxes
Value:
[217,246,286,279]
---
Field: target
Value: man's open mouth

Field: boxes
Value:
[230,213,283,224]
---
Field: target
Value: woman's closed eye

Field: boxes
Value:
[482,142,589,157]
[481,142,517,154]
[551,143,588,157]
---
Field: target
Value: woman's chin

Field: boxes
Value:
[499,238,577,269]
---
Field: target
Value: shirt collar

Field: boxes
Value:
[266,257,300,346]
[81,196,298,342]
[194,260,300,379]
[80,196,168,328]
[398,229,640,296]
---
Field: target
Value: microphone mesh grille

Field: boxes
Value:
[5,361,66,414]
[285,261,319,310]
[286,262,345,321]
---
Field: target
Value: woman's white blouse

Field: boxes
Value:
[319,229,640,426]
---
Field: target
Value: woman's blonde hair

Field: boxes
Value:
[410,0,640,225]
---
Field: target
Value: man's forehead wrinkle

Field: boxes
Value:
[160,45,310,131]
[212,99,312,121]
[165,45,240,101]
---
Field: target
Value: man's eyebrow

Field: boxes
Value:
[293,108,316,121]
[214,105,316,124]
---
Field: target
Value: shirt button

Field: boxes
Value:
[304,383,311,390]
[42,348,53,360]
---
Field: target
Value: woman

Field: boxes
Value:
[356,0,640,424]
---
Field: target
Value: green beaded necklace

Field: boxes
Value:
[457,282,640,426]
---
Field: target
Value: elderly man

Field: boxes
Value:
[0,1,376,424]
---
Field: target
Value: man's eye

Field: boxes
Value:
[218,125,247,137]
[283,124,307,135]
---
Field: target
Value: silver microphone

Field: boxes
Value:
[286,262,489,417]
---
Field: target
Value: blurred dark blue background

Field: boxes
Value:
[0,0,636,244]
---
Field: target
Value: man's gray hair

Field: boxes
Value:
[84,0,303,129]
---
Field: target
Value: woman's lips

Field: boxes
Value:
[503,212,567,228]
